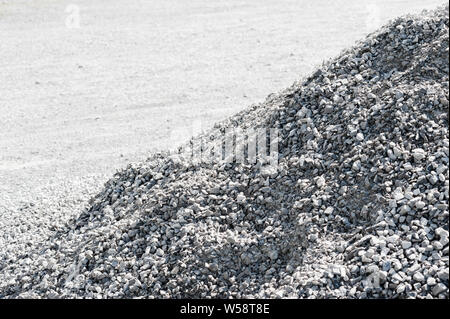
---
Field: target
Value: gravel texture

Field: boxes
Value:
[0,5,448,299]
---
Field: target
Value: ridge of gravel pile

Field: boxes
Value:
[0,5,448,299]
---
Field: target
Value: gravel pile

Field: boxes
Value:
[0,5,448,299]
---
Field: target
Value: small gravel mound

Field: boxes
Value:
[0,5,448,299]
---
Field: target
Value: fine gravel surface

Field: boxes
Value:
[0,5,448,298]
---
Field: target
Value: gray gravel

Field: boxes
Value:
[0,5,448,299]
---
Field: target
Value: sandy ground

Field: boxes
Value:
[0,0,444,212]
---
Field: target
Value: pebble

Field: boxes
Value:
[402,241,412,250]
[432,283,447,296]
[412,148,426,161]
[427,277,436,286]
[268,250,279,261]
[413,273,425,282]
[415,201,426,210]
[437,269,449,281]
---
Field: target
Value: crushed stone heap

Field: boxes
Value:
[0,5,448,299]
